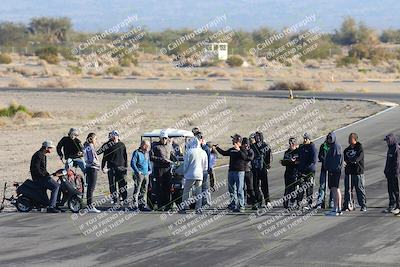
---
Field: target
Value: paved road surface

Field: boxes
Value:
[1,89,400,267]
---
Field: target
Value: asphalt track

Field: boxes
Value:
[1,88,400,267]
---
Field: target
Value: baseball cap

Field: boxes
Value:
[160,130,168,139]
[110,130,120,137]
[231,134,243,143]
[303,132,311,140]
[242,137,249,145]
[42,140,55,148]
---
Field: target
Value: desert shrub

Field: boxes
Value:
[194,83,212,90]
[59,47,77,61]
[268,81,321,91]
[0,101,31,117]
[8,77,33,88]
[336,56,359,67]
[106,66,123,76]
[226,55,243,67]
[207,70,228,77]
[38,77,78,88]
[35,46,60,64]
[68,65,82,75]
[231,82,257,90]
[0,53,12,64]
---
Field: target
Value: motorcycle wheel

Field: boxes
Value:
[16,196,32,212]
[68,196,82,213]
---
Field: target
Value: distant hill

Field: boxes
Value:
[1,0,399,32]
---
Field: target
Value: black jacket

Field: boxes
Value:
[216,147,247,172]
[243,148,255,172]
[344,142,364,175]
[281,148,299,175]
[56,136,83,159]
[250,141,272,170]
[30,148,50,181]
[298,142,318,173]
[101,141,128,169]
[384,133,400,178]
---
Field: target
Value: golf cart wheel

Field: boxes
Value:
[68,196,82,213]
[16,196,32,212]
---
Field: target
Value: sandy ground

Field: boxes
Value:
[0,91,385,196]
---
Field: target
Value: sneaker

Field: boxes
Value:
[140,206,152,212]
[178,209,187,214]
[88,206,101,213]
[195,209,203,214]
[46,207,61,213]
[325,211,336,216]
[302,206,312,211]
[266,202,273,209]
[313,204,322,210]
[391,208,400,215]
[383,207,393,213]
[251,205,258,210]
[337,210,342,216]
[360,206,367,212]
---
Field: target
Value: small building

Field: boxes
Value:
[204,42,228,60]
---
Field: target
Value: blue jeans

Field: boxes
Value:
[66,158,86,173]
[317,169,332,208]
[37,177,60,208]
[228,171,245,209]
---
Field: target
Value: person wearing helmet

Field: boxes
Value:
[56,128,86,174]
[250,131,273,209]
[150,130,177,211]
[297,132,318,210]
[101,130,128,205]
[30,140,61,213]
[281,137,299,209]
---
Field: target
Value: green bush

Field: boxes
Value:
[59,47,77,61]
[35,46,60,64]
[105,66,123,76]
[0,101,31,117]
[226,55,243,67]
[0,53,12,64]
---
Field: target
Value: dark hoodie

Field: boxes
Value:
[344,142,364,175]
[318,141,330,170]
[324,132,343,173]
[384,133,400,177]
[250,133,272,170]
[298,142,318,173]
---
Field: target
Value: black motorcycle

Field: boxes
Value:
[9,160,84,213]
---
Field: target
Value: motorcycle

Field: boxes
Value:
[4,159,84,213]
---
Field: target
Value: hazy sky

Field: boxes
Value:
[1,0,399,32]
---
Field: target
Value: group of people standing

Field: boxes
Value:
[29,126,400,216]
[281,131,367,216]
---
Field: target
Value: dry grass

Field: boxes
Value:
[194,83,213,90]
[231,81,259,91]
[8,77,33,88]
[32,111,53,118]
[208,70,228,78]
[38,77,79,88]
[268,81,323,91]
[39,60,53,76]
[12,110,32,123]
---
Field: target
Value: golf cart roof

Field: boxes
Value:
[141,128,194,138]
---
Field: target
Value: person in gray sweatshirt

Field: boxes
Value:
[180,138,208,214]
[324,131,343,216]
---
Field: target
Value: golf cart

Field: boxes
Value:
[141,128,194,210]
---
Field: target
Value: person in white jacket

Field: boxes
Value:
[180,138,208,214]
